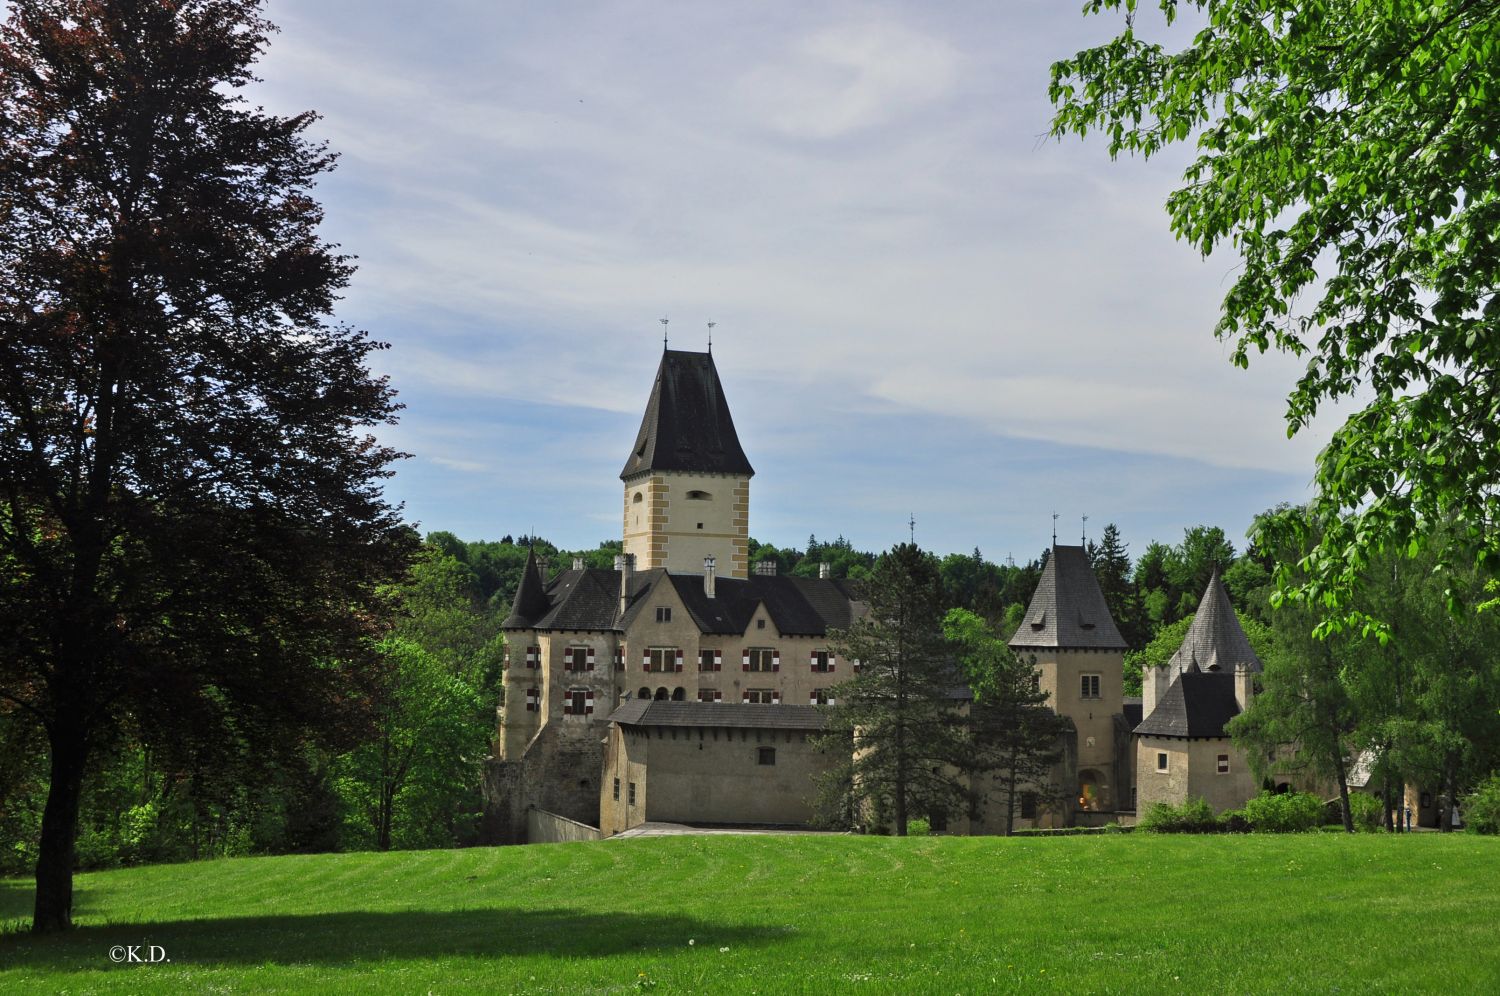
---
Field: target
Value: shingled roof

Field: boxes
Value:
[518,566,862,637]
[1008,545,1128,651]
[607,699,827,731]
[1166,565,1263,675]
[501,548,551,630]
[1133,669,1241,738]
[620,349,755,479]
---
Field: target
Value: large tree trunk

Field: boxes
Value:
[33,716,89,934]
[1439,751,1459,833]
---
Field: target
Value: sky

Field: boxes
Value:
[245,0,1341,564]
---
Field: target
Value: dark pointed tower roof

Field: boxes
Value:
[620,349,754,479]
[1008,545,1128,651]
[1166,565,1262,674]
[501,548,551,630]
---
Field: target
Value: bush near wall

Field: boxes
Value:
[1241,791,1325,833]
[1467,775,1500,835]
[1138,798,1219,833]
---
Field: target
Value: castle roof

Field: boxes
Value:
[1133,671,1241,739]
[621,349,755,480]
[500,548,551,630]
[607,699,827,732]
[520,566,861,637]
[1008,545,1128,651]
[1165,565,1262,675]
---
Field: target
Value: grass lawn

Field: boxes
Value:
[1,833,1497,993]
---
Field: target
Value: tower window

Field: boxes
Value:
[686,490,712,500]
[1156,752,1169,772]
[1217,754,1230,774]
[758,747,776,766]
[656,607,671,623]
[632,492,643,503]
[1080,673,1101,699]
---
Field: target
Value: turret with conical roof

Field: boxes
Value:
[1164,565,1262,676]
[501,547,550,630]
[621,349,753,578]
[1008,545,1127,651]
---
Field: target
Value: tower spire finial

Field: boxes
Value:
[909,513,916,545]
[1082,513,1089,546]
[707,321,715,353]
[1052,511,1059,546]
[659,317,669,351]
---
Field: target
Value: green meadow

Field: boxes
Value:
[1,833,1496,993]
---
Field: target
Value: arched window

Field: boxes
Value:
[637,687,650,700]
[632,492,643,503]
[671,687,685,701]
[686,489,712,501]
[654,687,669,700]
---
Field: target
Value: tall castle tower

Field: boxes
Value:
[620,349,753,578]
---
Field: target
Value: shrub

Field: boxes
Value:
[907,818,931,836]
[1242,791,1323,832]
[1347,792,1384,832]
[1138,797,1219,834]
[1218,808,1250,833]
[1465,774,1500,835]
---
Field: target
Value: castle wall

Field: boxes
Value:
[1136,736,1257,813]
[623,471,749,578]
[1020,646,1125,811]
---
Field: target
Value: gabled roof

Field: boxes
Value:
[1166,565,1263,675]
[1008,545,1127,651]
[517,566,862,637]
[607,699,826,731]
[620,350,755,479]
[1134,671,1241,739]
[501,548,551,630]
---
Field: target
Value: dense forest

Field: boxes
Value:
[4,515,1497,872]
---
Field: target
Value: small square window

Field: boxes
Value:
[697,522,704,529]
[656,606,672,623]
[1081,673,1101,698]
[758,747,776,766]
[1156,752,1168,772]
[756,618,766,629]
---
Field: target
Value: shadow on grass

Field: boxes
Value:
[0,879,34,927]
[0,908,787,969]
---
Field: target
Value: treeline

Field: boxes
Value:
[1,543,506,875]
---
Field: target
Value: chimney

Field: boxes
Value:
[573,557,584,571]
[1143,664,1167,715]
[818,562,830,580]
[617,553,634,617]
[536,556,549,577]
[1234,663,1254,713]
[704,555,717,598]
[756,559,777,577]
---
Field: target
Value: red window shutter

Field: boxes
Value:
[675,648,684,672]
[714,650,722,671]
[772,650,780,673]
[809,652,817,670]
[614,648,624,671]
[586,690,595,715]
[809,694,817,705]
[715,691,722,702]
[772,691,781,704]
[642,650,650,671]
[587,647,596,670]
[742,650,750,672]
[829,655,835,672]
[742,690,750,703]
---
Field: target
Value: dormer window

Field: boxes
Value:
[686,490,712,500]
[1029,610,1046,630]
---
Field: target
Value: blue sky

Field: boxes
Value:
[247,0,1339,563]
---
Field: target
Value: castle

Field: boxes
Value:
[484,348,1270,841]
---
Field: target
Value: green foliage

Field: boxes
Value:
[1137,797,1219,834]
[1347,793,1384,833]
[1464,774,1500,835]
[1241,792,1325,833]
[1051,1,1500,629]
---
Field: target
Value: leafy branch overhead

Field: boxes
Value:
[1050,0,1500,632]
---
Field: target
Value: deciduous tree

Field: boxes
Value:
[0,0,408,931]
[1050,1,1500,630]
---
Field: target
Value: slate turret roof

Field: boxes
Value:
[1008,545,1128,651]
[620,350,755,480]
[1133,671,1241,738]
[501,548,551,630]
[1165,565,1263,675]
[515,566,862,637]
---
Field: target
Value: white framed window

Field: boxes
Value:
[699,649,722,672]
[656,606,672,623]
[810,650,834,673]
[562,687,594,716]
[810,689,835,706]
[742,647,778,672]
[743,688,779,704]
[1156,752,1169,772]
[564,646,594,672]
[644,647,682,673]
[523,645,541,669]
[698,689,722,703]
[523,687,540,712]
[1080,673,1101,698]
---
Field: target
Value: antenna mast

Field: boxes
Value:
[660,317,669,350]
[1082,513,1089,545]
[707,321,716,353]
[1051,512,1058,546]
